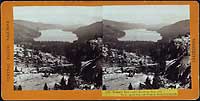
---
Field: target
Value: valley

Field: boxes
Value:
[13,19,191,90]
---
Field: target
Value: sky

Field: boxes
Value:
[13,5,189,26]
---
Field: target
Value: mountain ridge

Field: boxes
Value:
[73,21,127,42]
[14,23,41,43]
[157,19,190,42]
[14,20,66,31]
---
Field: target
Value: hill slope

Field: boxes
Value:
[14,23,41,43]
[73,21,126,42]
[102,19,146,30]
[14,20,65,31]
[157,19,190,42]
[14,20,68,43]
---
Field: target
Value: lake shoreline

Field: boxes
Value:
[34,28,163,43]
[118,29,162,42]
[34,29,78,42]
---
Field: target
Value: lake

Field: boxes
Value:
[118,29,162,42]
[34,29,78,42]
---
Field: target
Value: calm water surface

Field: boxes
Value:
[118,29,162,42]
[34,29,78,42]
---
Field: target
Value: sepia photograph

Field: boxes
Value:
[13,5,191,90]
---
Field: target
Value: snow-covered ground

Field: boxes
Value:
[15,72,68,90]
[103,66,154,90]
[14,44,101,90]
[14,62,69,90]
[14,44,71,90]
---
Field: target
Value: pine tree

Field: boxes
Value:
[36,66,39,72]
[128,83,133,90]
[60,76,66,86]
[102,85,106,90]
[54,83,58,90]
[14,85,17,90]
[67,74,76,90]
[120,67,124,73]
[18,85,22,90]
[14,66,19,72]
[145,77,152,89]
[60,76,66,90]
[95,70,102,88]
[152,75,160,89]
[189,81,191,89]
[43,83,48,90]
